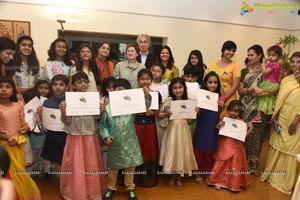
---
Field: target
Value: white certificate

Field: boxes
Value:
[219,117,247,142]
[24,96,41,130]
[149,91,159,110]
[150,84,169,102]
[196,89,219,112]
[186,82,199,100]
[109,89,146,116]
[42,107,64,132]
[170,100,197,120]
[65,92,100,116]
[40,96,47,105]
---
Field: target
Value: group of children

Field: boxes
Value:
[0,43,284,200]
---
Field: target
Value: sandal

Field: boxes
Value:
[195,177,204,184]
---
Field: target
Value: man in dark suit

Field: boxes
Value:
[136,34,156,70]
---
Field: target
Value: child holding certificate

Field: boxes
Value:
[0,76,41,199]
[40,74,68,174]
[134,69,160,187]
[193,71,224,184]
[208,100,253,192]
[100,78,143,200]
[59,71,106,200]
[158,77,198,187]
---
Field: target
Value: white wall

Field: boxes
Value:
[0,2,299,70]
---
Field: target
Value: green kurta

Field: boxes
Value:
[99,105,143,169]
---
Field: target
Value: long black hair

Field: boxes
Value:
[186,49,207,84]
[201,71,221,95]
[169,77,187,100]
[76,44,101,86]
[158,45,175,70]
[12,36,40,75]
[0,37,16,77]
[47,38,72,66]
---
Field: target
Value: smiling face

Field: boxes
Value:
[126,46,138,60]
[172,82,184,99]
[290,56,300,73]
[223,49,236,60]
[206,76,218,92]
[19,39,33,57]
[55,41,67,58]
[0,49,15,64]
[160,48,170,62]
[79,47,92,61]
[0,82,14,101]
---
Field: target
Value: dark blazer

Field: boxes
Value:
[137,52,157,70]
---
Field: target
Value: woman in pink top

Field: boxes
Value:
[253,45,282,122]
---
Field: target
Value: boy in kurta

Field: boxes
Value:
[100,78,143,200]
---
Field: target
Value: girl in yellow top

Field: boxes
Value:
[158,45,179,82]
[206,41,241,119]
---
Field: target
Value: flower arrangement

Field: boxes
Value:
[278,34,298,75]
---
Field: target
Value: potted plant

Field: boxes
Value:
[278,34,298,76]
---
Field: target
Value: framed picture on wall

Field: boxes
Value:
[0,19,30,41]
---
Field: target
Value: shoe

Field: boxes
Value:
[103,189,115,200]
[251,116,262,123]
[127,190,137,200]
[215,185,222,190]
[195,177,204,184]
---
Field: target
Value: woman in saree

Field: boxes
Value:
[260,52,300,194]
[239,45,270,176]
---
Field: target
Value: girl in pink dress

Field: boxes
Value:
[60,71,106,200]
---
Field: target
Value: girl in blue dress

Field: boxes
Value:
[193,71,224,184]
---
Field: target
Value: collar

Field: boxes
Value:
[140,51,149,56]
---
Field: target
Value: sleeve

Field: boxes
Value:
[41,63,50,80]
[113,62,121,79]
[233,62,241,78]
[17,101,25,123]
[99,110,111,140]
[109,61,115,76]
[240,68,248,82]
[173,66,179,78]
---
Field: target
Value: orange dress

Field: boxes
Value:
[0,102,41,200]
[208,136,250,191]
